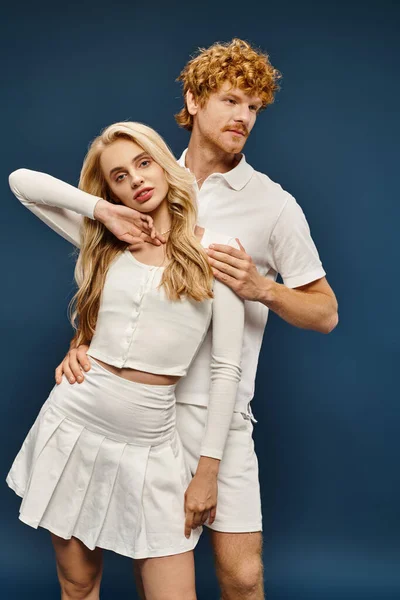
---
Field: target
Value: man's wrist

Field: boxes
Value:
[258,276,277,306]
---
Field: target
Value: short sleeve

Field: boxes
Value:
[266,194,326,288]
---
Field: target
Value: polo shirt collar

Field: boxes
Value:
[178,148,254,191]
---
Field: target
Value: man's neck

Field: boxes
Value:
[185,134,241,189]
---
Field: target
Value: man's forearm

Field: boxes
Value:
[259,278,338,334]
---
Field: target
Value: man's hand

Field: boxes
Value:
[205,239,262,301]
[184,458,219,538]
[94,199,166,248]
[55,344,91,385]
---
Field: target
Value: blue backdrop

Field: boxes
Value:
[1,1,398,598]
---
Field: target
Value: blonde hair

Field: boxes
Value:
[70,121,214,346]
[175,38,281,131]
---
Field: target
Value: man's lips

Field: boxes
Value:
[225,129,247,137]
[134,187,154,202]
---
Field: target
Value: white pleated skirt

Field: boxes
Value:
[6,358,201,559]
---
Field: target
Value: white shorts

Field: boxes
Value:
[176,403,262,533]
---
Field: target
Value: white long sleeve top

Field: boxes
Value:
[9,169,244,460]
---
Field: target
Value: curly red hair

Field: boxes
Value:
[175,38,281,131]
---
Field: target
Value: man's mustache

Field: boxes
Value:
[223,125,248,137]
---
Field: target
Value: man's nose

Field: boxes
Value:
[234,106,251,126]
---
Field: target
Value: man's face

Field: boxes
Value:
[190,81,263,155]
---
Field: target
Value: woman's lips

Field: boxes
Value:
[134,188,154,203]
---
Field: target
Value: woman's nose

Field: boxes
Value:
[130,173,144,188]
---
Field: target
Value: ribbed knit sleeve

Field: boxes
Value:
[9,169,101,247]
[200,240,245,460]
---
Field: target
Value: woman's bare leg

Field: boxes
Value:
[135,550,196,600]
[51,534,103,600]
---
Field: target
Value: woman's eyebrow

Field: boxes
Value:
[109,152,148,176]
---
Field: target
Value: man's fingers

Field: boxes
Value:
[77,347,91,373]
[208,257,240,279]
[55,364,63,385]
[68,351,84,383]
[62,359,76,384]
[206,248,244,271]
[208,243,244,259]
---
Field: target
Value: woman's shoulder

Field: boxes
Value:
[199,227,239,250]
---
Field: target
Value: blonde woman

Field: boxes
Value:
[6,122,244,600]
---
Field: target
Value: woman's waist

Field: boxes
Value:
[86,347,184,384]
[92,357,181,386]
[47,362,178,445]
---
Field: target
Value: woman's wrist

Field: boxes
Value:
[196,455,220,477]
[93,198,111,223]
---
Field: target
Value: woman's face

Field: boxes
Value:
[100,138,169,213]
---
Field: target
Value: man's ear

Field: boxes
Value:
[186,89,199,116]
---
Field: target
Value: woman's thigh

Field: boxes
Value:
[51,534,103,597]
[135,550,196,600]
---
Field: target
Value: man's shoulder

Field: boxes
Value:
[247,163,294,210]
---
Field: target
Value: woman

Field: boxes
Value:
[6,122,244,600]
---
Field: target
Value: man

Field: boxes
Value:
[58,39,338,599]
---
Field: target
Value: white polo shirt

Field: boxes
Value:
[175,149,326,417]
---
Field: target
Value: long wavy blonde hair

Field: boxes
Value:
[70,121,214,346]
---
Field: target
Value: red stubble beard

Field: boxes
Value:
[219,125,248,153]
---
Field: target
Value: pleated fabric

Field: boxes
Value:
[6,359,201,559]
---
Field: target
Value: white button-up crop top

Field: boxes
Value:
[9,169,245,460]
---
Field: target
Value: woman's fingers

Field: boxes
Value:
[208,507,217,525]
[184,510,194,538]
[141,214,154,229]
[192,512,204,529]
[126,235,162,251]
[200,510,210,525]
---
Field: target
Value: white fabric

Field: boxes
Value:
[176,149,326,415]
[176,404,262,532]
[8,168,245,460]
[6,358,202,559]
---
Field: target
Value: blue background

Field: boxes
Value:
[1,1,398,598]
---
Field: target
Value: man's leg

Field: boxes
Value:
[133,560,147,600]
[210,531,264,600]
[176,403,264,599]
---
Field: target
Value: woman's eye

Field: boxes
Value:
[116,174,126,182]
[227,99,236,104]
[140,159,151,168]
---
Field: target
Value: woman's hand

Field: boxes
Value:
[184,457,219,537]
[94,199,166,247]
[55,344,91,385]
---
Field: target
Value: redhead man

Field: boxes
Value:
[59,39,338,599]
